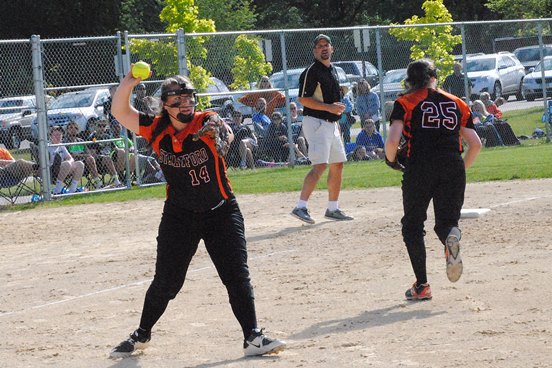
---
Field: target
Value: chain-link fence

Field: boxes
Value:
[2,19,552,205]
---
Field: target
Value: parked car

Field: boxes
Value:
[370,68,407,102]
[269,66,352,110]
[198,77,233,110]
[465,53,526,100]
[333,60,379,86]
[31,88,110,142]
[153,77,245,116]
[521,56,552,101]
[513,44,552,73]
[0,95,53,149]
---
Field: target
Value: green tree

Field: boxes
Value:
[197,0,257,85]
[485,0,551,20]
[230,34,272,90]
[388,0,461,78]
[197,0,256,31]
[129,0,216,106]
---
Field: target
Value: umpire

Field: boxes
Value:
[291,34,353,224]
[385,59,482,301]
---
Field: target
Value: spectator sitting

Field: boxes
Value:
[355,119,385,159]
[346,145,373,161]
[288,102,308,159]
[471,100,505,147]
[251,97,271,139]
[355,79,381,132]
[339,85,355,143]
[110,121,164,184]
[480,92,503,119]
[133,83,153,114]
[0,147,36,185]
[226,111,258,169]
[48,126,85,194]
[478,96,519,145]
[495,96,506,108]
[64,121,103,189]
[264,112,307,163]
[87,119,123,187]
[103,85,117,124]
[220,100,235,119]
[289,101,302,123]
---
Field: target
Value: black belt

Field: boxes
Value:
[306,116,337,123]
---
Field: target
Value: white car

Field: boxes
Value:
[269,66,352,110]
[152,77,246,116]
[31,88,110,141]
[465,53,526,100]
[333,60,380,87]
[513,44,552,73]
[521,56,552,101]
[0,95,51,149]
[370,68,407,102]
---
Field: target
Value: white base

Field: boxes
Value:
[461,208,491,218]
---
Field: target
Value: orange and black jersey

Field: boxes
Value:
[139,112,234,212]
[389,88,475,162]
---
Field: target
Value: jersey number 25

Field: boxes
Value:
[421,101,458,130]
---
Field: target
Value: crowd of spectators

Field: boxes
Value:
[1,71,529,204]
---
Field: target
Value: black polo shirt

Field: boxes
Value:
[298,60,342,121]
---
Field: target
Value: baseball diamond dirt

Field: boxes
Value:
[1,179,551,368]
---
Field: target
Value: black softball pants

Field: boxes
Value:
[138,198,257,339]
[401,157,466,285]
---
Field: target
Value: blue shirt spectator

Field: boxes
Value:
[356,119,384,153]
[252,97,271,138]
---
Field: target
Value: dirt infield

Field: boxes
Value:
[1,179,551,368]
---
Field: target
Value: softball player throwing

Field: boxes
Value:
[385,59,482,300]
[108,71,285,358]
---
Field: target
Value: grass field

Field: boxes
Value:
[3,106,552,210]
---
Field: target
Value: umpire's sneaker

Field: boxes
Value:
[244,328,286,356]
[109,328,150,359]
[324,208,354,221]
[291,207,315,224]
[445,227,463,282]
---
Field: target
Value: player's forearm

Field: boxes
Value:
[298,97,332,113]
[112,74,141,133]
[460,127,482,169]
[384,121,403,161]
[384,140,398,161]
[463,144,481,169]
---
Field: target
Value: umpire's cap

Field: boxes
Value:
[314,34,331,46]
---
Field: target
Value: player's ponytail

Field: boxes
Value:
[402,59,437,95]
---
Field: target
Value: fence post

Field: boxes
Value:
[537,23,551,142]
[119,31,134,187]
[375,27,386,140]
[177,29,188,76]
[460,24,470,102]
[31,34,52,201]
[279,31,296,167]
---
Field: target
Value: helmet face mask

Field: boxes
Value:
[165,96,197,109]
[161,78,198,123]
